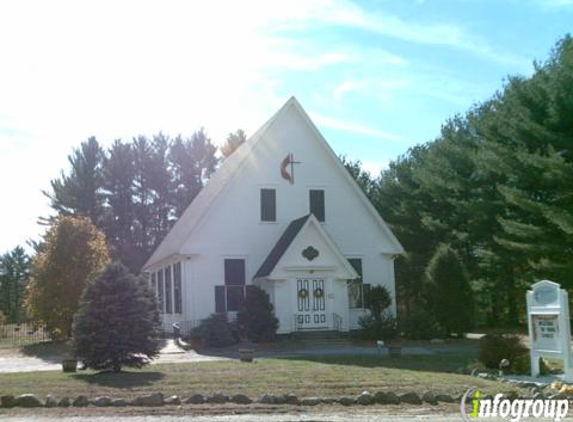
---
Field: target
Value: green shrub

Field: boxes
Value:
[73,262,162,372]
[425,244,475,335]
[191,314,238,348]
[400,308,443,340]
[478,334,529,374]
[237,286,278,343]
[358,311,397,341]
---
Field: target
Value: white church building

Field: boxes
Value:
[143,97,404,334]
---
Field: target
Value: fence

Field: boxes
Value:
[0,322,50,343]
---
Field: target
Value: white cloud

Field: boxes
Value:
[311,112,404,142]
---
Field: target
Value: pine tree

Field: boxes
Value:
[220,129,247,158]
[103,140,137,271]
[43,137,105,226]
[169,129,218,216]
[73,262,162,372]
[425,244,475,335]
[0,246,30,323]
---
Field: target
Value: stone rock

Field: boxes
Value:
[1,395,16,408]
[133,393,164,407]
[549,393,567,400]
[373,391,388,404]
[321,397,335,404]
[165,395,181,405]
[185,394,205,404]
[93,396,113,407]
[504,391,519,401]
[356,391,374,405]
[435,394,455,403]
[231,394,252,404]
[338,396,356,406]
[58,397,71,407]
[399,392,422,405]
[285,393,298,405]
[15,394,43,408]
[112,399,128,407]
[256,394,275,404]
[532,392,545,400]
[45,395,58,408]
[385,392,400,405]
[300,397,321,406]
[273,395,286,405]
[73,395,89,407]
[422,392,438,405]
[207,393,228,404]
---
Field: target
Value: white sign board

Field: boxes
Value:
[527,280,572,380]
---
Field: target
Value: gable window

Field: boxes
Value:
[260,188,276,222]
[347,258,370,309]
[165,265,173,314]
[157,269,164,313]
[309,189,325,222]
[174,262,182,314]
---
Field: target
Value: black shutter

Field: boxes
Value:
[165,266,172,314]
[215,286,226,313]
[260,189,276,222]
[174,262,182,314]
[309,189,325,222]
[224,259,246,285]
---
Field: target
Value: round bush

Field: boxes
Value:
[478,334,528,374]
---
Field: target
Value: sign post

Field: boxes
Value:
[527,280,573,381]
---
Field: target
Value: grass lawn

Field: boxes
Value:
[0,354,515,400]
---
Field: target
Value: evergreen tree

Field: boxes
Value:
[221,129,247,158]
[26,216,109,339]
[237,286,278,343]
[103,140,137,271]
[43,137,105,226]
[73,262,162,372]
[425,244,475,335]
[0,246,30,323]
[169,128,218,216]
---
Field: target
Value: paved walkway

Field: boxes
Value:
[0,340,227,374]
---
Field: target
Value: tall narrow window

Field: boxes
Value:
[260,188,276,222]
[165,265,172,314]
[157,269,164,313]
[174,262,182,314]
[224,259,246,311]
[347,258,363,309]
[309,189,325,222]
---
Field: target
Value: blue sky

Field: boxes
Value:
[0,0,572,252]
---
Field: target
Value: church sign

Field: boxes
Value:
[526,280,573,381]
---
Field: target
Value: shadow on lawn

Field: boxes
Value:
[72,371,165,387]
[19,341,73,362]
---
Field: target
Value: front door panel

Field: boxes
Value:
[297,278,327,329]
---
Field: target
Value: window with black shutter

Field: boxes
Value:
[223,259,246,311]
[309,189,325,222]
[260,188,276,222]
[215,285,225,313]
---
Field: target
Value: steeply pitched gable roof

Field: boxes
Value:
[254,214,311,279]
[143,96,404,270]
